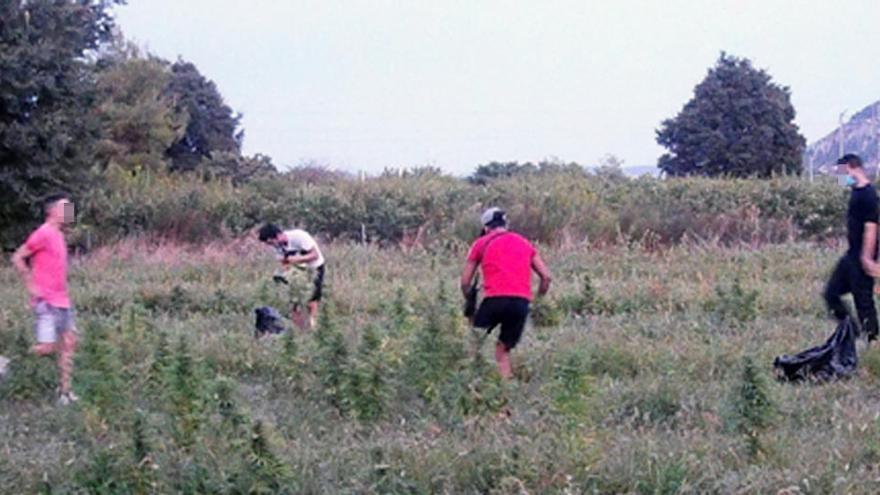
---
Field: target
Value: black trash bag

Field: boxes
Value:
[773,317,859,382]
[254,306,286,337]
[463,277,479,318]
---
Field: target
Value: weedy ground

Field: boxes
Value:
[1,238,880,494]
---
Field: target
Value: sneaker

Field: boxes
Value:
[58,391,79,406]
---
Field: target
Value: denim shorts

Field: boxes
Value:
[33,300,76,344]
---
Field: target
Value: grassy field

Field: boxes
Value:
[2,238,880,493]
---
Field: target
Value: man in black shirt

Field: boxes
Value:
[824,154,880,341]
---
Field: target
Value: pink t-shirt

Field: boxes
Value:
[467,231,536,301]
[24,223,70,308]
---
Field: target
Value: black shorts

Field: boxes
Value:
[310,265,326,302]
[473,296,530,350]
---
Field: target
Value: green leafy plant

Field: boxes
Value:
[348,324,388,422]
[531,297,564,327]
[705,277,759,325]
[728,356,777,457]
[313,301,350,411]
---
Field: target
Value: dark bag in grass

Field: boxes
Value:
[254,306,286,337]
[773,316,859,382]
[464,276,479,318]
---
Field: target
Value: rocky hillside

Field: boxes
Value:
[806,101,880,174]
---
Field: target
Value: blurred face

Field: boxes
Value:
[47,199,74,224]
[262,232,284,248]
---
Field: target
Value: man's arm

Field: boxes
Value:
[460,260,478,299]
[862,222,880,276]
[11,244,35,295]
[283,248,319,266]
[531,253,552,296]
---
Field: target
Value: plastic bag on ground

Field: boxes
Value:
[254,306,286,337]
[773,317,859,382]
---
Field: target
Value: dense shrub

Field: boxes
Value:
[66,167,848,250]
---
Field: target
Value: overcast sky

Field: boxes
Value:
[114,0,880,174]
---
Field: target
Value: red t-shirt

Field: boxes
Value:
[467,231,536,301]
[24,223,70,308]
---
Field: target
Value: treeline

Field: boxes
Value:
[67,166,846,250]
[0,0,272,246]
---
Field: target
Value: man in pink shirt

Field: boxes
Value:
[460,207,552,379]
[12,193,78,405]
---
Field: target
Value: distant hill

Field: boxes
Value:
[806,101,880,175]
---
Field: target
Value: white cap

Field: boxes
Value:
[480,207,505,226]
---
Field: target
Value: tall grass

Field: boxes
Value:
[1,239,878,492]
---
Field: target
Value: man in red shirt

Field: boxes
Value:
[12,193,78,405]
[460,207,552,379]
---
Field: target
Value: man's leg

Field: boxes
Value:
[307,266,325,330]
[307,301,319,330]
[824,257,851,321]
[58,328,77,395]
[31,343,56,356]
[495,298,529,380]
[290,303,309,330]
[473,298,504,375]
[495,341,513,379]
[32,304,57,356]
[852,277,879,341]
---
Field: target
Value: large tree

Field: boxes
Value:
[94,45,188,172]
[0,0,120,245]
[164,59,243,172]
[656,53,805,178]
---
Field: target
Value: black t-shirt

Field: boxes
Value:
[847,183,880,258]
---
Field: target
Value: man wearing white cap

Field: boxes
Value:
[460,207,552,379]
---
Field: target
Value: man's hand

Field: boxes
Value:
[25,276,38,298]
[283,248,319,267]
[460,260,478,299]
[531,253,552,297]
[861,222,878,277]
[11,244,35,296]
[866,261,880,278]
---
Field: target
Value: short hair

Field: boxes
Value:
[43,192,70,215]
[258,223,282,242]
[837,154,864,169]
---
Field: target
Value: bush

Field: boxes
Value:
[404,283,465,404]
[170,335,205,446]
[442,332,507,418]
[622,385,681,426]
[76,322,128,419]
[551,349,595,422]
[347,324,388,422]
[728,356,777,457]
[0,327,56,400]
[862,348,880,380]
[586,344,640,379]
[234,421,297,494]
[705,277,759,325]
[530,297,564,327]
[634,457,688,495]
[64,166,848,249]
[313,301,350,411]
[559,273,616,316]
